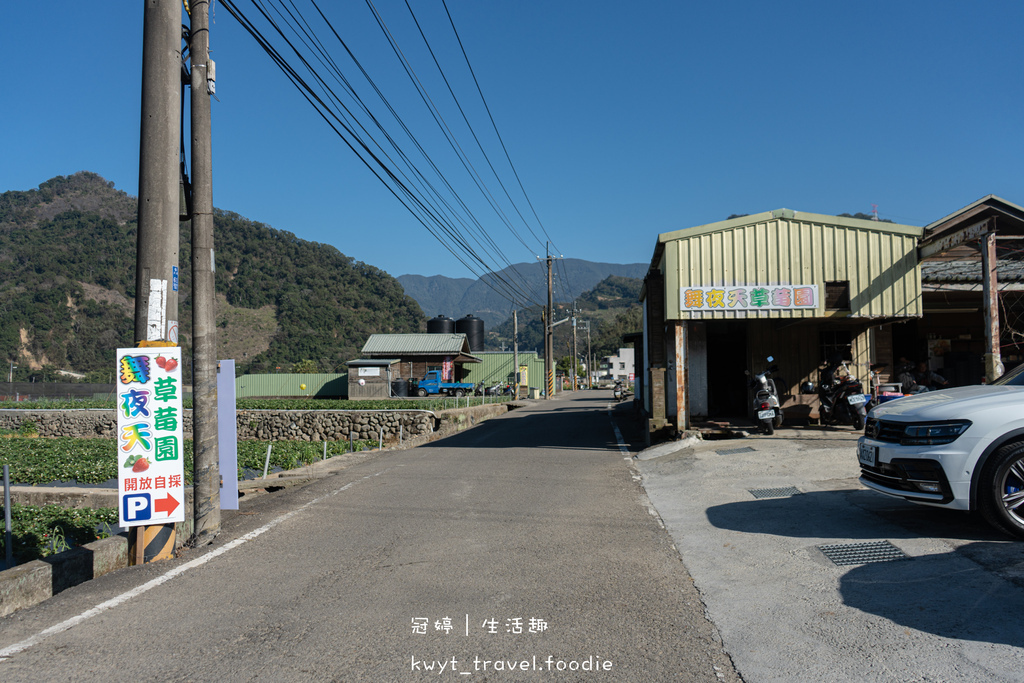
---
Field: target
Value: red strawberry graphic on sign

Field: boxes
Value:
[155,356,167,369]
[165,359,178,372]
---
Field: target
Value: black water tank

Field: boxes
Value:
[391,378,409,398]
[456,314,485,352]
[427,315,455,335]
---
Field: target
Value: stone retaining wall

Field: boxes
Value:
[0,409,436,441]
[0,406,515,442]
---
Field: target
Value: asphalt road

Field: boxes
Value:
[637,425,1024,682]
[0,393,738,682]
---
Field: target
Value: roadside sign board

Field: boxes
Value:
[116,347,186,527]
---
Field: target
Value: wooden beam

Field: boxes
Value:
[919,217,991,258]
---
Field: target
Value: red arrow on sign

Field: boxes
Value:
[154,493,179,516]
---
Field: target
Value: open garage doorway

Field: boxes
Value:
[706,320,749,418]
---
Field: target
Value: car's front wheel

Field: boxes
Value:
[978,441,1024,539]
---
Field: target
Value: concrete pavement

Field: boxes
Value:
[635,425,1024,682]
[0,392,739,682]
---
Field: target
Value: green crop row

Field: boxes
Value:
[0,437,377,486]
[0,503,119,565]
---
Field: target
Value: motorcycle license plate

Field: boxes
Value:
[847,393,866,405]
[858,442,877,467]
[757,409,775,420]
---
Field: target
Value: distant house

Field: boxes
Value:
[359,333,482,383]
[600,348,635,384]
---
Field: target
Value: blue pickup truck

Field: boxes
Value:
[413,370,475,397]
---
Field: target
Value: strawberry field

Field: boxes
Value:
[0,503,119,566]
[0,436,376,486]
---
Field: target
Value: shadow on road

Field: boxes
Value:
[839,542,1024,647]
[417,398,633,453]
[706,489,1003,543]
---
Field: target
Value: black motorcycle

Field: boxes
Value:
[802,359,868,430]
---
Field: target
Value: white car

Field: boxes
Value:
[857,365,1024,539]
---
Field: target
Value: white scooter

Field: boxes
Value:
[747,356,783,435]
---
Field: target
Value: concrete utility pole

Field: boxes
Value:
[132,0,181,566]
[571,304,578,391]
[136,0,181,345]
[512,310,519,398]
[189,0,220,542]
[544,253,554,398]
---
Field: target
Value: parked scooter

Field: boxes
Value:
[612,381,625,402]
[806,357,868,430]
[747,356,783,435]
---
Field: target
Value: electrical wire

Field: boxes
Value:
[221,0,544,307]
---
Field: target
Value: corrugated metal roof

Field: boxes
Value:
[362,333,470,355]
[345,358,399,366]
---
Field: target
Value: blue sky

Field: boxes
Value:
[4,1,1022,279]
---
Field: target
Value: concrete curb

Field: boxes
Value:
[636,433,703,460]
[0,533,128,618]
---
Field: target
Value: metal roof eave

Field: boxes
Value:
[655,209,921,245]
[345,358,400,367]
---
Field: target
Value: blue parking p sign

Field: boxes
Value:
[122,493,152,522]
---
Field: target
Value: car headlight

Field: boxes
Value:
[901,421,971,446]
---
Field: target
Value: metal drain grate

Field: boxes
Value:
[716,446,756,455]
[817,540,909,566]
[748,486,802,499]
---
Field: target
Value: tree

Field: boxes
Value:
[292,359,319,373]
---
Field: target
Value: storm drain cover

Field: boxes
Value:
[748,486,802,499]
[716,446,756,455]
[817,540,909,566]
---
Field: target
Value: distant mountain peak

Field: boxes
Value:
[398,260,647,328]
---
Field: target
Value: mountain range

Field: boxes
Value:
[398,259,647,327]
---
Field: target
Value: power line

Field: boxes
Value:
[221,0,545,307]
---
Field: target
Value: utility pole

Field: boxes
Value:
[136,0,180,345]
[544,252,554,398]
[189,0,220,543]
[512,310,519,398]
[132,0,181,566]
[571,303,578,391]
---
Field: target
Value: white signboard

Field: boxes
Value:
[358,366,380,377]
[680,285,819,312]
[116,347,186,527]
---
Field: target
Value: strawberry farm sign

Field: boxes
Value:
[116,347,185,527]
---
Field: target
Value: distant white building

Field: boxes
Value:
[599,347,635,384]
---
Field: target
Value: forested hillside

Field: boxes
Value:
[490,275,642,362]
[0,172,423,379]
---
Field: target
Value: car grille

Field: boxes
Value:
[864,418,905,443]
[859,458,953,503]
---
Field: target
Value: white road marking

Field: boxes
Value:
[607,404,633,459]
[0,467,391,662]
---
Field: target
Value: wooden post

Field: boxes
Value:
[982,223,1003,382]
[674,322,689,431]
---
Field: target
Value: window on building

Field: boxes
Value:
[825,281,850,310]
[819,330,853,364]
[619,363,626,369]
